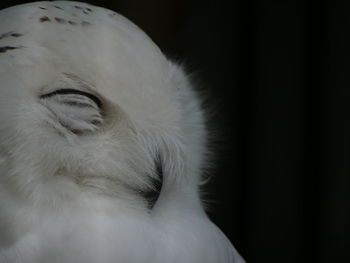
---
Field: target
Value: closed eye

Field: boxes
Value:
[39,88,103,135]
[40,88,102,109]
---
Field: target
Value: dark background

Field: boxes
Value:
[1,1,350,262]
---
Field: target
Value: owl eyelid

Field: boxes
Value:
[40,88,102,108]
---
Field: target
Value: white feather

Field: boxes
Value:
[0,1,244,262]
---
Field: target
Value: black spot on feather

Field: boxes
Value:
[54,17,66,24]
[0,46,19,53]
[10,33,22,37]
[81,21,91,26]
[39,16,51,22]
[0,32,11,40]
[0,32,23,40]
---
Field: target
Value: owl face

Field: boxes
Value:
[0,2,246,263]
[0,1,203,209]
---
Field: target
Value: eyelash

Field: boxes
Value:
[40,88,102,108]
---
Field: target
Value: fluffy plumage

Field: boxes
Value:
[0,2,244,262]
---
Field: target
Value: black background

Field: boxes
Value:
[1,1,350,262]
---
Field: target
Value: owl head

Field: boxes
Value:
[0,1,207,210]
[0,2,246,263]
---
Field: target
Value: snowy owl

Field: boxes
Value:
[0,1,244,263]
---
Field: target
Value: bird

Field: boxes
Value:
[0,1,245,263]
